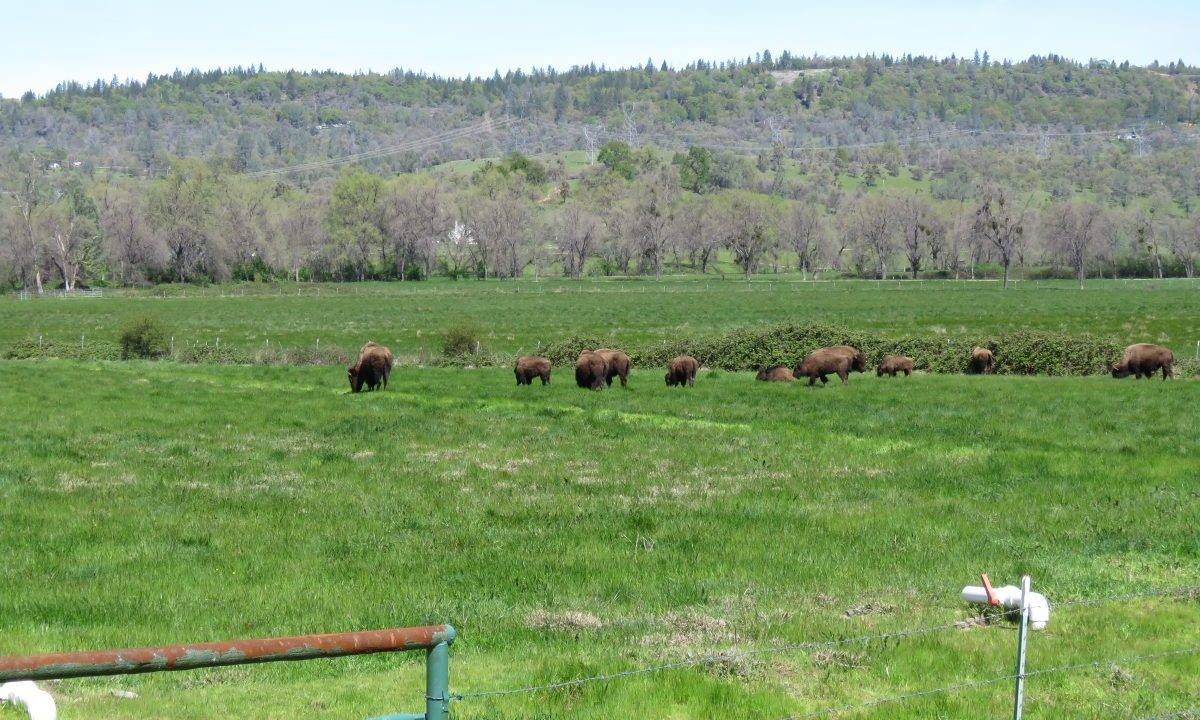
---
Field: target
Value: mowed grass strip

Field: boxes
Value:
[2,277,1199,358]
[0,362,1196,719]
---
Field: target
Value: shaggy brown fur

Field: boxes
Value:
[755,365,795,382]
[575,350,609,390]
[877,355,914,377]
[968,346,995,374]
[665,355,699,387]
[514,356,552,386]
[794,347,855,386]
[828,344,868,373]
[1112,343,1174,380]
[348,342,393,393]
[596,348,631,387]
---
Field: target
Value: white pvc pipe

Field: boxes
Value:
[0,682,56,720]
[962,585,1050,630]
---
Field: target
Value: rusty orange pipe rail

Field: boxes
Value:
[0,625,455,682]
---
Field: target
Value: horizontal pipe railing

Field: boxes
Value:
[0,624,456,682]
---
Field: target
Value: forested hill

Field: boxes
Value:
[3,53,1198,176]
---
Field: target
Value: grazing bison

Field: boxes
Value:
[514,355,552,386]
[596,348,631,388]
[877,355,914,377]
[575,350,609,390]
[1112,343,1174,380]
[756,365,795,382]
[665,355,699,387]
[829,345,868,374]
[348,342,393,393]
[968,347,995,375]
[794,347,856,386]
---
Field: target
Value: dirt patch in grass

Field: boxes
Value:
[526,609,605,632]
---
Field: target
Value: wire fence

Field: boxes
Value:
[449,582,1200,717]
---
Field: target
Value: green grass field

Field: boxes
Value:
[4,277,1199,362]
[1,361,1197,719]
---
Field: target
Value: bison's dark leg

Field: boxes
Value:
[903,369,911,376]
[620,372,628,388]
[837,369,848,384]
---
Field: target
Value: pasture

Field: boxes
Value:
[1,361,1197,719]
[3,277,1200,361]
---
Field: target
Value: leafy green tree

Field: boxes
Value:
[325,167,384,280]
[597,140,636,180]
[678,146,714,193]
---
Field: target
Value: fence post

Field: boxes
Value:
[425,631,453,720]
[1012,575,1031,720]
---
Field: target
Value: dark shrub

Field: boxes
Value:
[118,317,170,359]
[441,322,484,359]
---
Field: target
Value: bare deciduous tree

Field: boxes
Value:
[675,194,725,274]
[847,195,895,279]
[895,194,943,279]
[725,195,778,278]
[973,186,1030,288]
[781,200,827,277]
[549,204,598,278]
[1044,201,1104,287]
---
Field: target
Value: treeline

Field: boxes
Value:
[2,139,1198,292]
[2,53,1197,179]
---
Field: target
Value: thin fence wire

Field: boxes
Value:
[1134,706,1200,720]
[779,646,1200,720]
[452,619,968,700]
[450,584,1200,702]
[1053,586,1200,608]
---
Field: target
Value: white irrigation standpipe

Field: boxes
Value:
[1012,575,1031,720]
[0,681,56,720]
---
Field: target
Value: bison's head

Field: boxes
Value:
[348,365,362,393]
[1110,363,1131,379]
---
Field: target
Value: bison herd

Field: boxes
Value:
[345,340,1176,393]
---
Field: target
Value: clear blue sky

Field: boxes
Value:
[3,0,1197,98]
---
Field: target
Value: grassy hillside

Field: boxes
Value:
[0,362,1196,718]
[4,278,1199,360]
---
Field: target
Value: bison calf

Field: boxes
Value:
[829,344,868,374]
[348,341,393,393]
[1112,343,1174,380]
[665,355,699,387]
[795,347,855,386]
[515,355,552,385]
[968,346,994,374]
[877,355,914,377]
[575,350,609,390]
[756,365,794,382]
[596,348,631,388]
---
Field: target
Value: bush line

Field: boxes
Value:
[4,323,1193,377]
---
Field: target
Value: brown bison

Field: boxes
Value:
[665,355,699,387]
[514,355,552,386]
[968,347,995,374]
[1112,343,1174,380]
[795,347,856,386]
[756,365,795,382]
[575,350,609,390]
[829,345,868,374]
[877,355,914,377]
[596,348,631,388]
[348,342,393,393]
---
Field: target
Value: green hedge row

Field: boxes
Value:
[540,323,1129,376]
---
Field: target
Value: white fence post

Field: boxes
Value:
[1012,575,1031,720]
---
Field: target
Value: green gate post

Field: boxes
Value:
[426,632,453,720]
